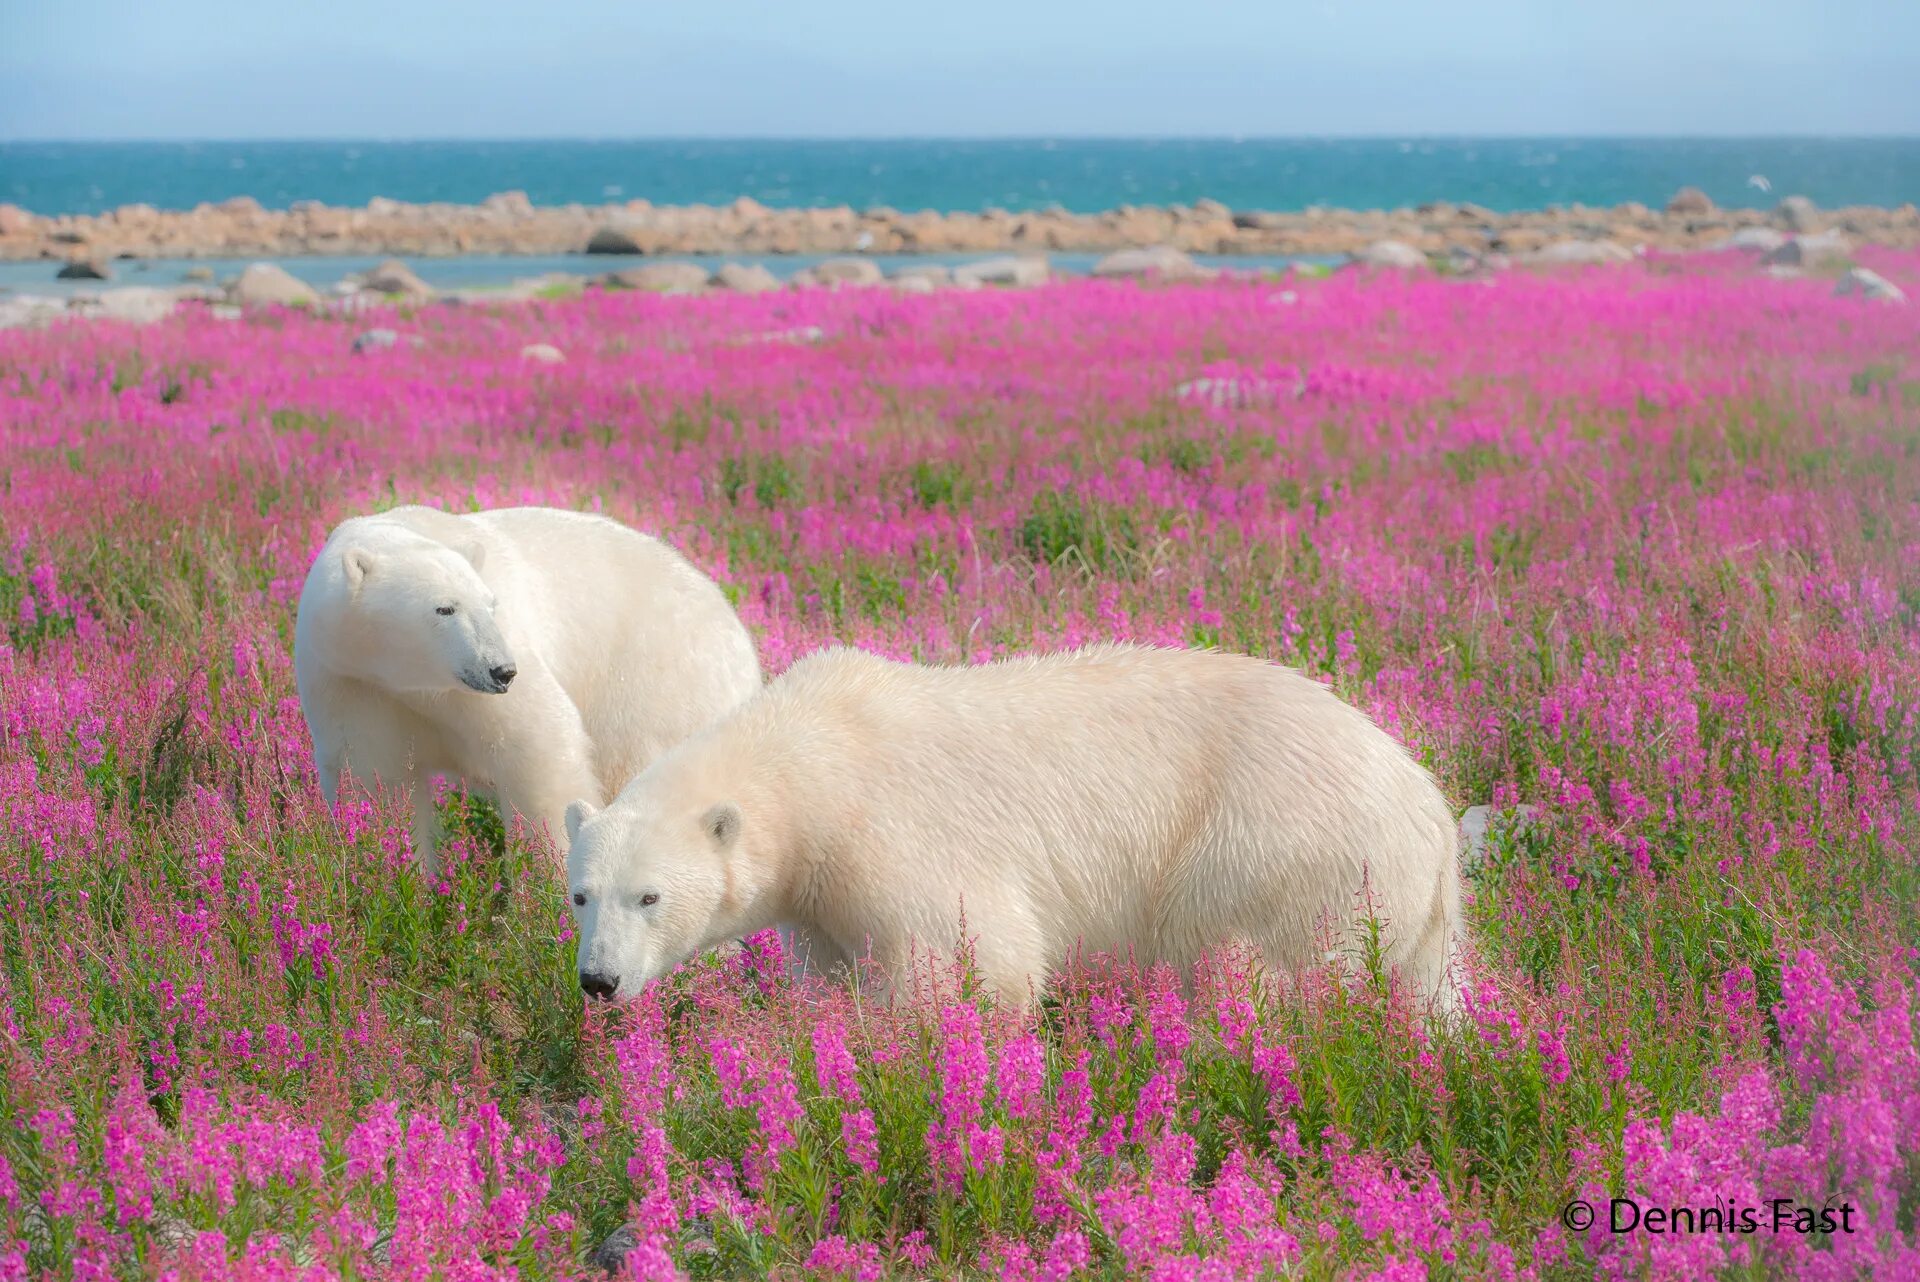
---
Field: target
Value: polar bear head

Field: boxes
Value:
[332,533,518,695]
[563,789,745,1001]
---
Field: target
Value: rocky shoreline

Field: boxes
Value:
[4,188,1917,267]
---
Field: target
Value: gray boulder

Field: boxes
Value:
[1715,227,1788,253]
[352,328,400,354]
[1665,186,1715,216]
[713,262,780,293]
[811,257,884,286]
[1523,240,1635,266]
[1764,231,1850,268]
[364,258,434,299]
[1459,804,1541,876]
[1773,195,1818,232]
[482,190,534,218]
[586,1226,637,1275]
[953,255,1050,287]
[1174,376,1302,409]
[96,287,177,324]
[891,263,952,288]
[0,294,66,330]
[1092,245,1205,280]
[1835,268,1906,303]
[584,225,644,255]
[1349,240,1428,270]
[232,263,318,307]
[57,258,111,281]
[601,262,711,293]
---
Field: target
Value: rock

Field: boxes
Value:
[1459,804,1540,875]
[183,265,216,282]
[713,262,780,293]
[1715,227,1788,253]
[891,275,938,294]
[1349,240,1428,270]
[482,190,534,218]
[0,204,34,236]
[1091,245,1204,280]
[1764,231,1850,268]
[587,1227,637,1275]
[0,294,65,330]
[891,264,951,287]
[811,257,884,286]
[1233,210,1287,231]
[209,304,243,321]
[952,255,1050,287]
[56,258,111,281]
[585,224,644,254]
[1835,267,1905,303]
[1664,187,1715,216]
[218,196,264,216]
[1175,375,1302,409]
[1774,195,1818,232]
[1523,240,1635,266]
[601,262,711,293]
[232,262,318,307]
[366,196,405,217]
[352,328,400,354]
[363,258,434,299]
[738,325,825,346]
[96,287,176,324]
[521,343,566,364]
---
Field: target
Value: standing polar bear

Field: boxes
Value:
[563,643,1461,1010]
[295,504,762,869]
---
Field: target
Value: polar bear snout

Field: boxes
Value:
[459,660,518,694]
[579,970,619,1000]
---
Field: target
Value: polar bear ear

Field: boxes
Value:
[456,540,487,573]
[564,799,598,844]
[702,802,741,849]
[341,547,376,589]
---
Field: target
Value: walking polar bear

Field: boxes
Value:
[294,505,762,870]
[563,643,1461,1010]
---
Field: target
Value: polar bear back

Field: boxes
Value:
[454,507,762,791]
[758,644,1456,978]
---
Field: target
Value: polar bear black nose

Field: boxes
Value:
[580,971,618,1000]
[490,664,517,689]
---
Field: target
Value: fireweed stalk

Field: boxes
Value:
[1,254,1918,1278]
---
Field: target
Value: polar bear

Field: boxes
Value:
[294,504,762,870]
[562,643,1461,1011]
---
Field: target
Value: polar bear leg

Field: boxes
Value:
[323,693,445,876]
[482,664,604,859]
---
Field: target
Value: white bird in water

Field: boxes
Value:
[1748,174,1772,192]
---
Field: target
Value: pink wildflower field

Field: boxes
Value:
[2,253,1919,1280]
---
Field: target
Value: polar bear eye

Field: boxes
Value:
[435,604,455,616]
[640,892,660,908]
[572,892,586,907]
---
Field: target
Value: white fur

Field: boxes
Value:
[295,505,762,869]
[565,643,1461,1010]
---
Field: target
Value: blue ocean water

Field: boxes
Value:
[0,251,1340,297]
[4,139,1917,217]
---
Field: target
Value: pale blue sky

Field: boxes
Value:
[3,0,1916,139]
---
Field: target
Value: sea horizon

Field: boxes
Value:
[7,136,1917,218]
